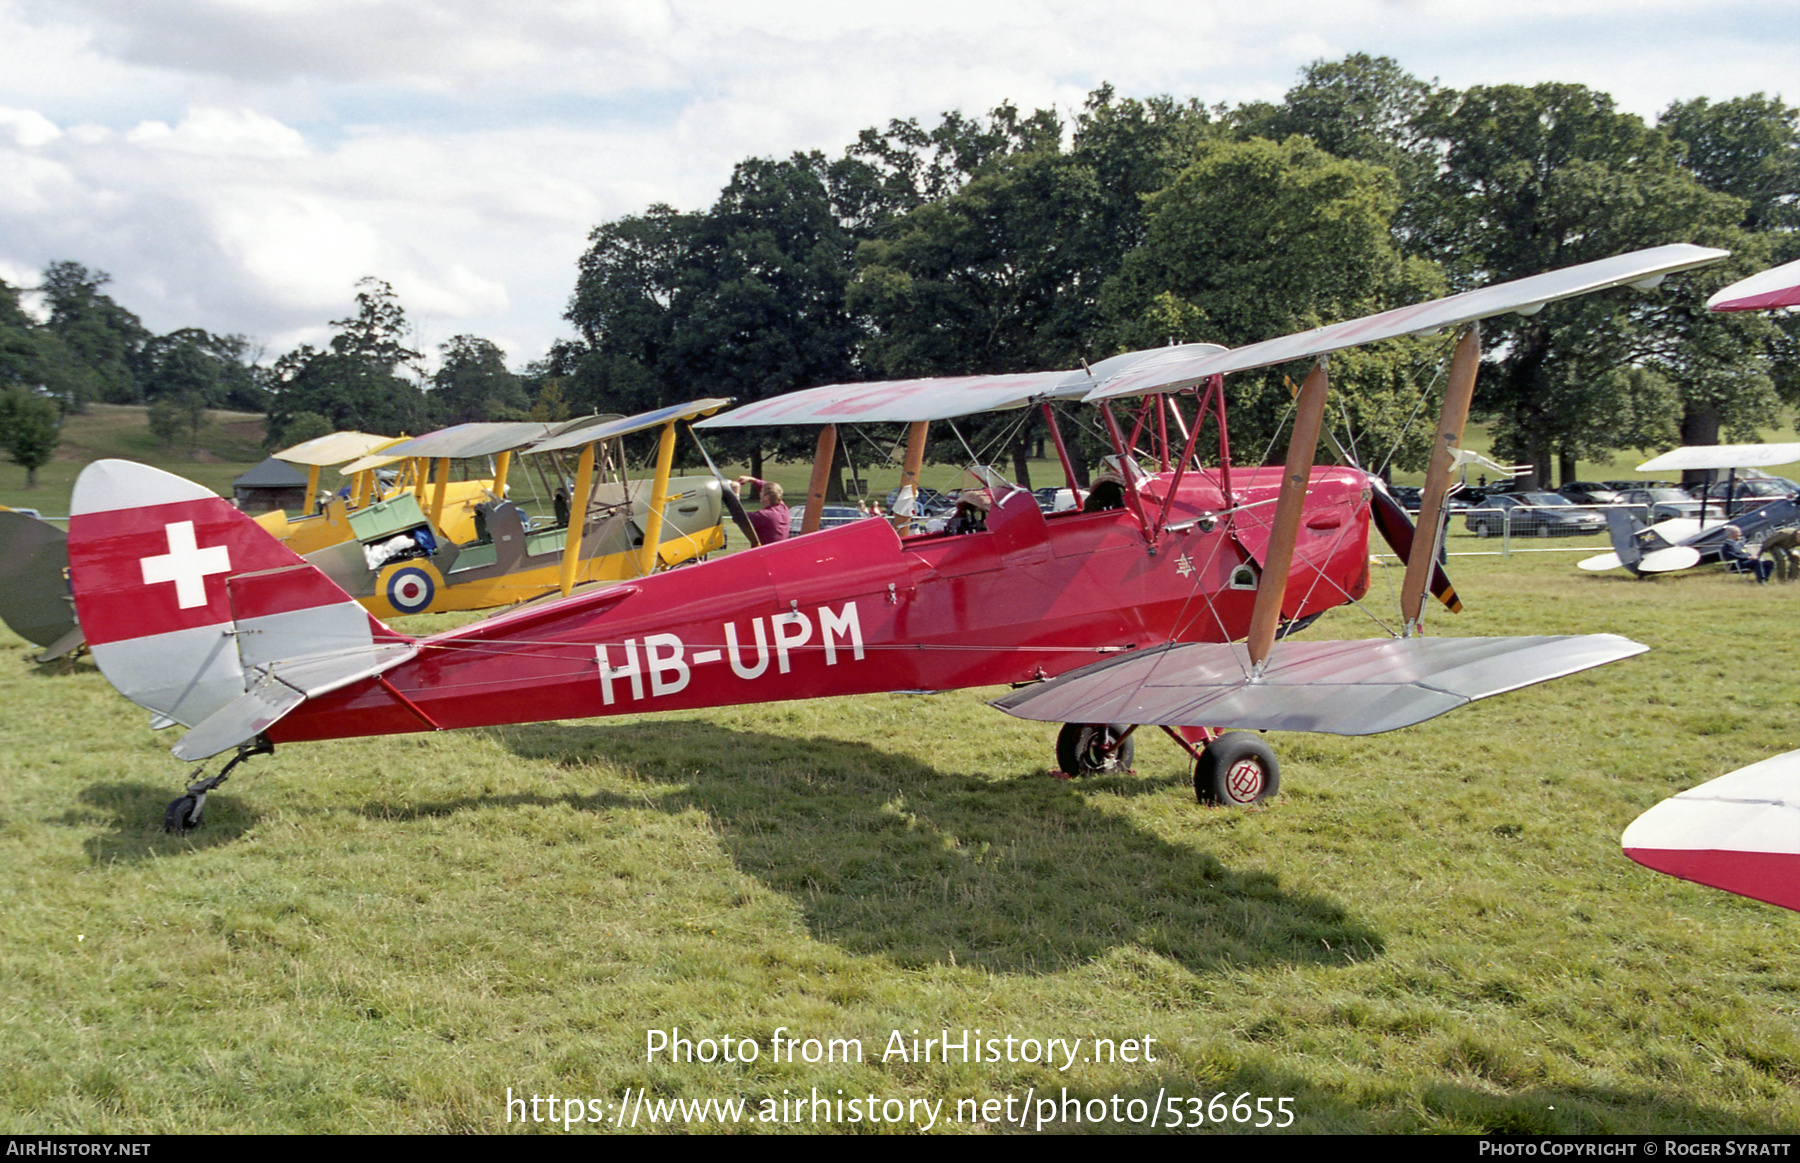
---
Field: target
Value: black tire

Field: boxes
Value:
[1194,732,1280,806]
[1473,522,1491,538]
[164,794,202,833]
[1055,722,1135,776]
[1536,523,1551,539]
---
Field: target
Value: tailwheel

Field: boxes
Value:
[162,736,274,833]
[1055,722,1135,777]
[164,792,205,832]
[1194,731,1280,807]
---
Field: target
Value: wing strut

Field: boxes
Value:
[1401,324,1480,635]
[802,425,838,535]
[1245,359,1330,672]
[635,419,679,577]
[892,421,929,534]
[558,440,598,597]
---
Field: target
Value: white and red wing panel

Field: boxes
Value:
[1707,257,1800,312]
[1622,750,1800,912]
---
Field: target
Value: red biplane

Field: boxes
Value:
[62,246,1724,830]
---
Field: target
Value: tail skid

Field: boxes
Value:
[68,460,417,760]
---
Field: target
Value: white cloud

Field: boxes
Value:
[0,0,1792,367]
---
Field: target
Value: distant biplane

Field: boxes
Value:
[1622,256,1800,913]
[290,402,733,618]
[1577,443,1800,577]
[57,245,1725,830]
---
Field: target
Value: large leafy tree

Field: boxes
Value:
[567,154,876,476]
[1100,135,1445,470]
[1414,83,1759,483]
[38,262,149,406]
[431,335,527,424]
[264,279,425,446]
[0,387,61,488]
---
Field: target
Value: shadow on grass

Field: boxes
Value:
[72,782,258,862]
[458,719,1385,977]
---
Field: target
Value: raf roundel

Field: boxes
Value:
[385,565,436,615]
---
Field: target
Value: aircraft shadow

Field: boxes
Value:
[473,720,1384,977]
[72,782,258,861]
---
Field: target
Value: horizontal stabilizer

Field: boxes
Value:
[1622,749,1800,912]
[174,642,417,760]
[991,634,1647,736]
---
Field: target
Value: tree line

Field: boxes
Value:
[2,55,1795,490]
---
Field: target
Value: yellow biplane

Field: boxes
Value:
[298,400,734,618]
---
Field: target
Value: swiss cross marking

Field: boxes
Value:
[141,520,231,609]
[1175,553,1195,578]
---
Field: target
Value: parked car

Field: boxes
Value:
[1618,488,1707,524]
[1697,477,1799,517]
[1557,481,1625,505]
[787,503,864,533]
[1033,486,1077,513]
[1463,492,1608,538]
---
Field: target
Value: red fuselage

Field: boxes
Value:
[269,466,1374,743]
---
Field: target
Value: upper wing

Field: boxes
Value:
[692,346,1227,427]
[1085,244,1730,399]
[1637,443,1800,472]
[1707,257,1800,312]
[1622,750,1800,912]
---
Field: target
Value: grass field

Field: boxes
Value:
[2,404,1797,1134]
[2,516,1797,1133]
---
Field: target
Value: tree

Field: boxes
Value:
[38,262,149,406]
[264,279,426,446]
[1413,83,1759,483]
[431,335,527,423]
[1661,94,1800,236]
[1099,135,1446,470]
[0,387,60,488]
[1235,55,1437,240]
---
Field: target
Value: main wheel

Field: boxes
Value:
[1194,732,1280,806]
[164,793,203,833]
[1473,523,1491,538]
[1536,523,1551,538]
[1055,722,1135,776]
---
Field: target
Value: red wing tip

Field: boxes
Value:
[1624,845,1800,912]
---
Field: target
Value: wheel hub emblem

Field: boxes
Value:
[1226,758,1263,800]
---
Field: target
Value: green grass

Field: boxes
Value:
[0,405,268,514]
[2,405,1798,1134]
[2,544,1797,1134]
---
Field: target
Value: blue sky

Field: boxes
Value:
[0,0,1792,369]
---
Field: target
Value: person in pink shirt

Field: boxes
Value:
[734,477,791,544]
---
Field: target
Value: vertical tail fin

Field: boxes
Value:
[1603,508,1646,573]
[68,460,414,753]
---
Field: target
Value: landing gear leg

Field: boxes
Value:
[1054,722,1136,776]
[163,736,275,833]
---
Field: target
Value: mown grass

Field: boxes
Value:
[1,539,1796,1134]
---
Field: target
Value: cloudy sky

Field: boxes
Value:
[0,0,1792,369]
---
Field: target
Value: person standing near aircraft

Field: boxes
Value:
[734,477,791,542]
[1760,526,1799,582]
